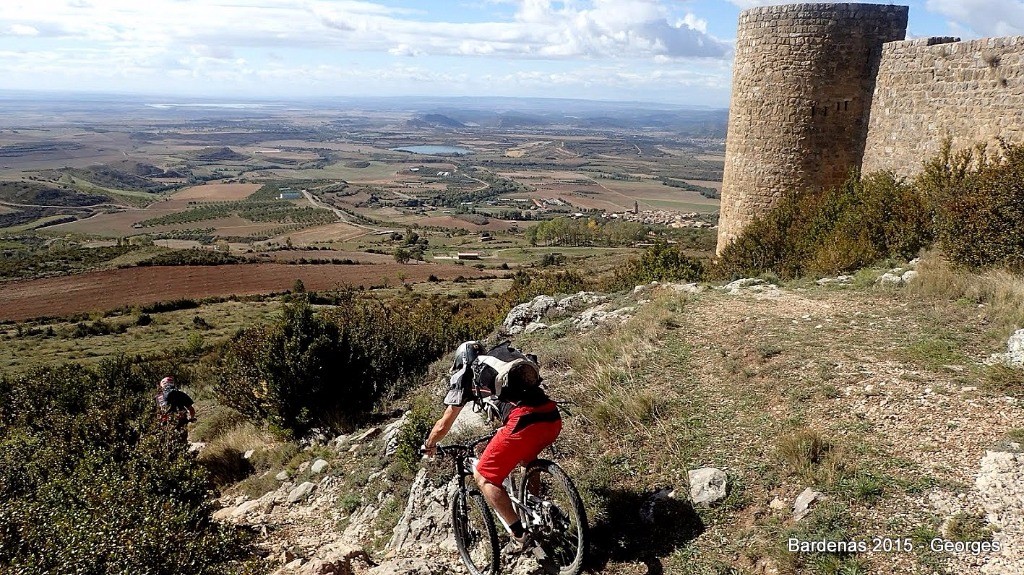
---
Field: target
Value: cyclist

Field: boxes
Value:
[423,341,562,552]
[156,376,196,429]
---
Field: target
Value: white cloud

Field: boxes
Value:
[681,13,708,34]
[190,45,235,60]
[0,0,728,59]
[388,43,424,57]
[0,1,735,103]
[926,0,1024,36]
[4,24,40,36]
[724,0,791,9]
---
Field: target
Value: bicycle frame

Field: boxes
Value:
[440,436,540,535]
[438,436,588,575]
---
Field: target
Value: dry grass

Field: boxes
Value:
[502,277,1024,574]
[776,428,848,485]
[908,250,1024,337]
[204,421,274,455]
[198,420,278,488]
[561,296,684,442]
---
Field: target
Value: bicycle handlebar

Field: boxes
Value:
[432,433,495,459]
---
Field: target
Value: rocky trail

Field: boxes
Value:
[210,264,1024,575]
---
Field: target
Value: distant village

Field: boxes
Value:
[602,203,714,229]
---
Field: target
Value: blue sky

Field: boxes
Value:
[0,1,1012,107]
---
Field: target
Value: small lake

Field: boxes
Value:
[392,145,473,155]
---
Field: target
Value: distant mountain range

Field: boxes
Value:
[0,90,729,136]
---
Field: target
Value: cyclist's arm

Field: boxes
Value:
[423,404,462,455]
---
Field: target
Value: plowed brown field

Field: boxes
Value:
[0,263,488,321]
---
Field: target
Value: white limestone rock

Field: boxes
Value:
[688,468,728,506]
[287,481,316,504]
[793,487,823,521]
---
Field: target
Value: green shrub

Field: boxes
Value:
[339,491,363,514]
[216,294,499,437]
[190,404,248,443]
[0,359,258,573]
[606,242,706,290]
[716,171,931,280]
[499,269,587,307]
[136,249,244,267]
[922,141,1024,271]
[393,395,437,476]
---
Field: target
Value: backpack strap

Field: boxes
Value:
[510,404,561,433]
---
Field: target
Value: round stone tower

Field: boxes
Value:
[717,3,908,253]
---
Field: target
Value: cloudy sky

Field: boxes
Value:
[0,0,1011,107]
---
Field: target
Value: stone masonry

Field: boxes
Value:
[862,36,1024,177]
[718,3,1024,253]
[718,3,908,252]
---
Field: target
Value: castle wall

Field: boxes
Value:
[717,3,908,253]
[862,36,1024,177]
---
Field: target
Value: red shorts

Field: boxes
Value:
[476,402,561,485]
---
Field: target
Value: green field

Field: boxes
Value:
[0,300,283,372]
[274,161,402,181]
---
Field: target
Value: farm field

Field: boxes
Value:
[0,262,490,321]
[0,299,284,372]
[274,161,399,182]
[271,221,371,243]
[171,182,262,201]
[0,95,723,330]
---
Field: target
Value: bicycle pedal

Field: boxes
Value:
[530,545,549,562]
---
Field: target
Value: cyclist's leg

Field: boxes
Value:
[522,420,562,496]
[476,420,563,527]
[475,426,520,527]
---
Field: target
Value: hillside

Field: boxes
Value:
[208,259,1024,575]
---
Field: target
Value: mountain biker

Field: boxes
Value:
[423,341,562,552]
[156,376,196,429]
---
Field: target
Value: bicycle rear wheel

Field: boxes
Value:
[519,460,588,575]
[451,489,500,575]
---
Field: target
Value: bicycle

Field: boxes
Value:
[435,434,588,575]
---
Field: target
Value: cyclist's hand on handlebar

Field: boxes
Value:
[420,442,437,459]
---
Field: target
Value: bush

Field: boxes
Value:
[540,252,566,267]
[0,359,258,573]
[777,428,834,482]
[216,294,500,437]
[499,269,587,308]
[716,171,931,280]
[606,242,706,291]
[392,396,437,476]
[137,249,244,267]
[921,141,1024,272]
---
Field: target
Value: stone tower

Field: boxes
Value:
[717,3,908,253]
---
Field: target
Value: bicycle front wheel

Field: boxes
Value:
[451,489,500,575]
[519,460,588,575]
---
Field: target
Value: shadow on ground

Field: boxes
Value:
[586,487,705,575]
